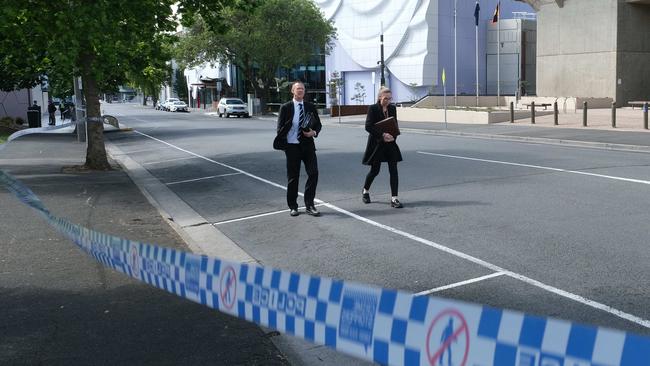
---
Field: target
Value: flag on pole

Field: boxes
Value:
[492,1,500,23]
[474,1,480,26]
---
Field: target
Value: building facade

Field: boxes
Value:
[317,0,535,105]
[533,0,650,104]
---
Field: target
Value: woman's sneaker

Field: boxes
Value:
[391,199,403,208]
[362,192,371,204]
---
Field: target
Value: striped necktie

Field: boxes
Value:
[298,103,305,128]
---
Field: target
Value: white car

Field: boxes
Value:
[162,98,180,111]
[169,101,188,112]
[217,98,249,118]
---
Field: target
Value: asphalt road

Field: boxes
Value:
[103,102,650,341]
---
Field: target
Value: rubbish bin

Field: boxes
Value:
[27,107,41,128]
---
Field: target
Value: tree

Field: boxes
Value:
[351,82,366,105]
[328,71,343,107]
[175,0,336,109]
[126,38,173,107]
[0,0,182,170]
[174,68,189,103]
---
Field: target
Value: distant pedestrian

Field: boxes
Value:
[59,103,66,121]
[47,101,57,126]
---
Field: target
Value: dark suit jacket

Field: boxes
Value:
[362,102,402,165]
[276,100,322,151]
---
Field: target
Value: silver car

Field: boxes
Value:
[217,98,249,118]
[169,100,188,112]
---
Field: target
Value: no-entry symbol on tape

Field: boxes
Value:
[426,309,469,366]
[220,266,237,310]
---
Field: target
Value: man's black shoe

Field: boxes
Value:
[305,205,320,216]
[391,199,403,208]
[362,192,371,204]
[289,209,299,217]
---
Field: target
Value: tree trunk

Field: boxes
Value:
[81,54,111,170]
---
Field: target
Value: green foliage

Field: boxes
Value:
[0,0,179,169]
[174,0,336,100]
[174,69,188,101]
[126,36,174,105]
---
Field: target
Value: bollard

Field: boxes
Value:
[611,101,616,128]
[510,101,514,123]
[531,101,535,124]
[644,102,648,130]
[583,101,588,127]
[554,101,558,125]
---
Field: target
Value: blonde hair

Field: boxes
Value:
[377,87,392,102]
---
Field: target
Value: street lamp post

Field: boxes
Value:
[380,22,385,87]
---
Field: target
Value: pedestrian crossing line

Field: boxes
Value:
[166,173,243,186]
[143,156,200,165]
[212,203,328,226]
[131,129,650,329]
[418,151,650,185]
[414,272,507,297]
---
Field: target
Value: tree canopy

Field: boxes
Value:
[0,0,182,169]
[175,0,336,105]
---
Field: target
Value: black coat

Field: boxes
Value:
[276,100,322,151]
[362,103,403,165]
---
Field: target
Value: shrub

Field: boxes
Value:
[0,116,13,126]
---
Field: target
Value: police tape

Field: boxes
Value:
[1,170,649,366]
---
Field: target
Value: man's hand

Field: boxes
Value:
[382,133,394,142]
[302,129,317,138]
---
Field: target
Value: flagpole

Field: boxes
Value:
[454,0,457,106]
[497,1,501,107]
[476,0,479,107]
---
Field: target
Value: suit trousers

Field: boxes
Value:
[285,143,318,209]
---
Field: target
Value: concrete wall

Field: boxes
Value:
[616,1,650,103]
[536,0,619,99]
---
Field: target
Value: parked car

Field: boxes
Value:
[217,98,249,118]
[169,100,188,112]
[162,98,180,111]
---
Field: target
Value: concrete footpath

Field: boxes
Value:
[2,111,650,365]
[320,107,650,153]
[0,132,288,365]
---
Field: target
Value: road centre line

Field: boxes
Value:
[212,203,327,226]
[131,129,650,329]
[166,173,243,186]
[414,272,506,297]
[418,151,650,185]
[143,156,199,165]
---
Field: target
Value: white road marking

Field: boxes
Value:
[143,156,199,165]
[166,173,243,186]
[418,151,650,185]
[129,129,650,329]
[212,203,327,225]
[414,272,506,296]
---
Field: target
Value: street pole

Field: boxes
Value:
[476,1,480,107]
[73,76,86,143]
[454,0,457,106]
[497,2,501,107]
[443,68,447,129]
[380,22,385,86]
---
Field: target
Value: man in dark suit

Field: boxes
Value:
[276,81,323,217]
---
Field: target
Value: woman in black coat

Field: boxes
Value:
[361,87,403,208]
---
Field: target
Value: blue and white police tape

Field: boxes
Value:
[1,168,649,366]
